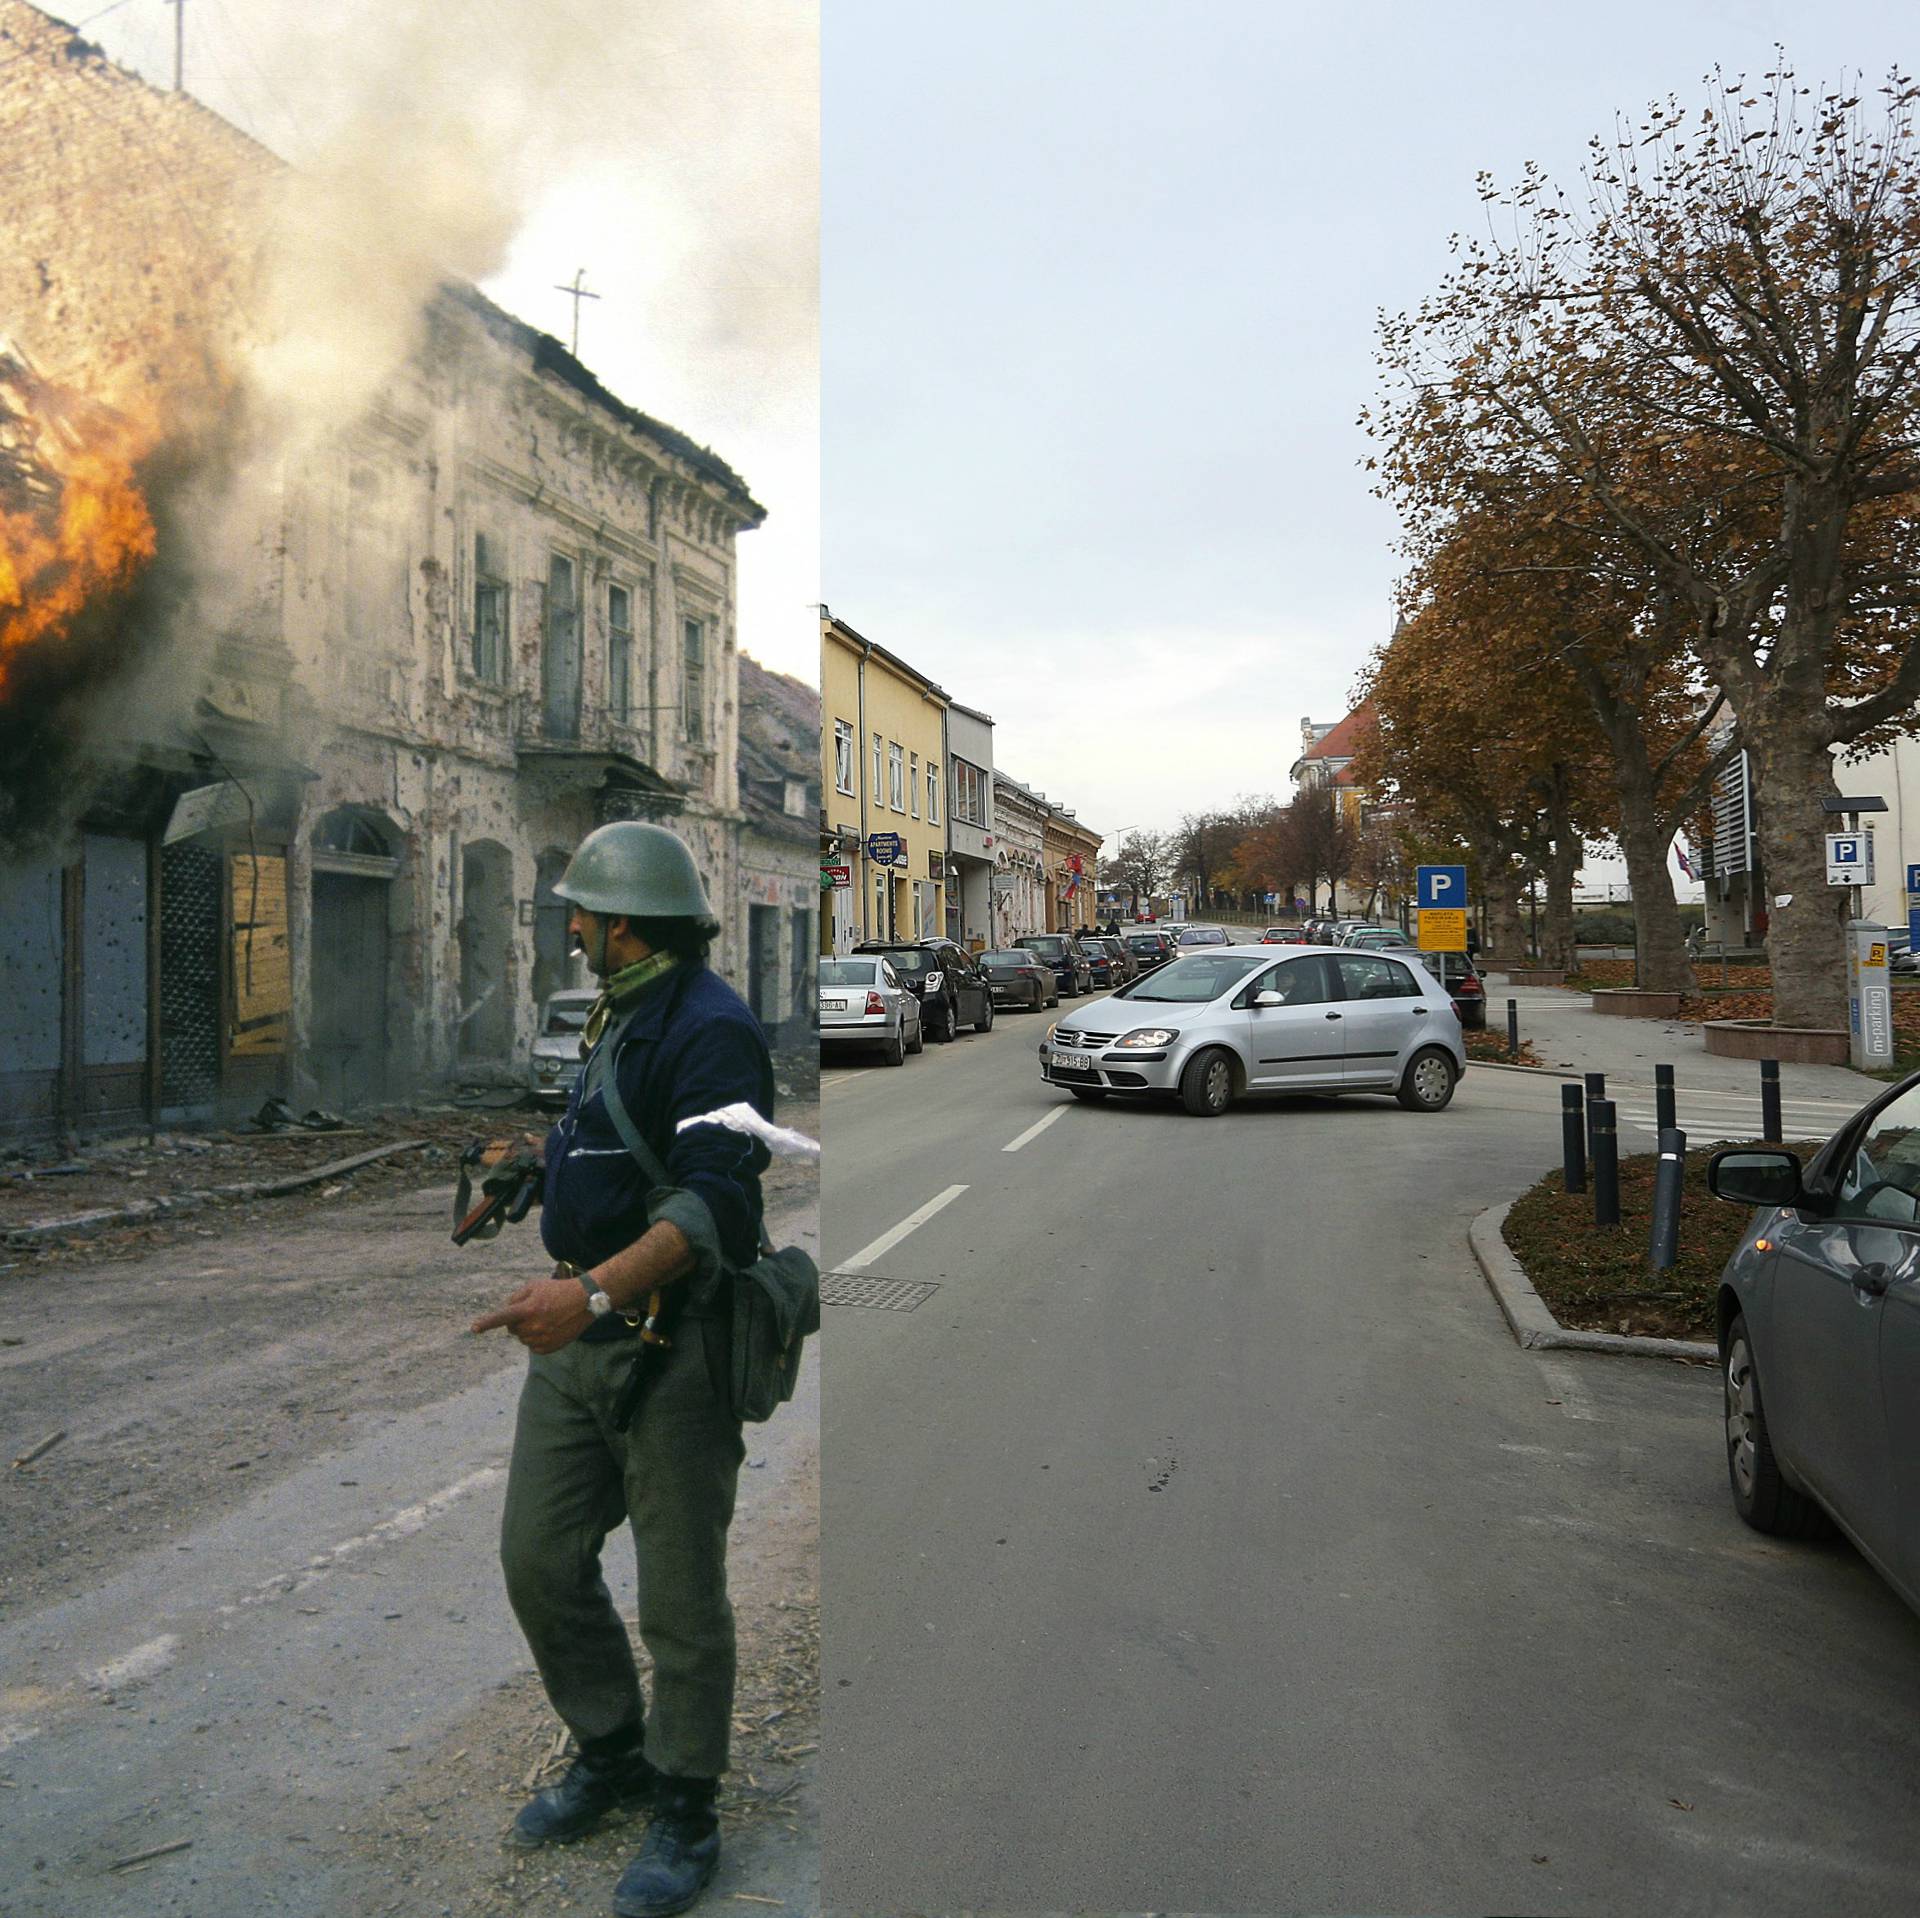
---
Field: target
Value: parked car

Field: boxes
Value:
[1260,925,1304,944]
[852,937,994,1041]
[1705,1070,1920,1619]
[819,955,924,1065]
[1409,948,1487,1029]
[981,948,1056,1011]
[1123,929,1176,973]
[1344,927,1412,951]
[530,987,598,1106]
[1038,946,1464,1117]
[1080,934,1136,989]
[1015,932,1092,997]
[1175,923,1231,948]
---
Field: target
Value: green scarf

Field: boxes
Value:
[581,951,679,1052]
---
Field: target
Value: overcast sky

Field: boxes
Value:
[80,0,817,685]
[823,0,1909,884]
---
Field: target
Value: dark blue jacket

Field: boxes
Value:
[541,963,773,1333]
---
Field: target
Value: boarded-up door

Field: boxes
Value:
[312,872,389,1109]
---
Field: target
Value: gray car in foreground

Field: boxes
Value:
[1708,1070,1920,1616]
[1037,944,1465,1117]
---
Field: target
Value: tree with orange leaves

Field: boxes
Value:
[1373,64,1920,1028]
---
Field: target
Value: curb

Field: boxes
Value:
[2,1140,429,1246]
[1468,1200,1717,1364]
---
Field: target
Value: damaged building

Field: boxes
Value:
[0,1,783,1138]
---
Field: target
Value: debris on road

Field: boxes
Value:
[107,1837,192,1872]
[12,1429,66,1469]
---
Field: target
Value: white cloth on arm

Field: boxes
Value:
[673,1102,821,1159]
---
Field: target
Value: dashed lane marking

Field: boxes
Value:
[1003,1107,1068,1154]
[837,1184,969,1273]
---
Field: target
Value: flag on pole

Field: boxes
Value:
[1672,838,1697,880]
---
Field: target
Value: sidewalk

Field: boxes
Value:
[1483,979,1886,1106]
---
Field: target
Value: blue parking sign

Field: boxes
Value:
[1908,864,1920,896]
[1416,865,1468,910]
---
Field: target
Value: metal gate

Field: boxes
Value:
[311,872,389,1109]
[160,843,221,1108]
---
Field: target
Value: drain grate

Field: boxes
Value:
[822,1272,938,1311]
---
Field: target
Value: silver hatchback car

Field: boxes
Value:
[1707,1070,1920,1616]
[1038,945,1465,1117]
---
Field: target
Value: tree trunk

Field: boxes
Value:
[1479,856,1527,961]
[1746,730,1849,1029]
[1617,809,1692,994]
[1542,834,1579,970]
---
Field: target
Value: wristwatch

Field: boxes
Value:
[558,1260,614,1317]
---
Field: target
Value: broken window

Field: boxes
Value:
[543,553,581,740]
[608,582,633,720]
[473,531,508,683]
[683,615,706,742]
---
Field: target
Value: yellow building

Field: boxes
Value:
[1042,807,1103,932]
[820,612,950,951]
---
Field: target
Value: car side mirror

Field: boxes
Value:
[1707,1148,1805,1209]
[1252,990,1285,1008]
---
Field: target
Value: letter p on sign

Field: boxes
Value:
[1417,865,1468,910]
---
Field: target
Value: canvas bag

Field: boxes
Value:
[591,1007,818,1423]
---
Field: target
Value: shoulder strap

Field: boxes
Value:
[591,976,775,1258]
[591,1001,672,1188]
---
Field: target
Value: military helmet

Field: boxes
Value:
[552,821,719,934]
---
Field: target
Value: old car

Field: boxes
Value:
[1706,1071,1920,1619]
[1039,946,1464,1117]
[530,987,598,1107]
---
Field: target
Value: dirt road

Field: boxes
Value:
[0,1123,819,1916]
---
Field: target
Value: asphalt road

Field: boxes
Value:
[819,949,1920,1915]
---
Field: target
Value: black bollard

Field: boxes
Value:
[1647,1126,1687,1273]
[1561,1082,1587,1194]
[1507,997,1519,1062]
[1584,1070,1606,1165]
[1761,1058,1782,1144]
[1591,1098,1620,1227]
[1655,1062,1676,1136]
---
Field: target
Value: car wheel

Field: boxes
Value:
[977,995,994,1034]
[1048,989,1059,1008]
[1179,1047,1235,1118]
[1070,1086,1108,1103]
[907,1013,924,1054]
[884,1026,905,1067]
[935,995,957,1041]
[1723,1314,1835,1537]
[1396,1046,1457,1112]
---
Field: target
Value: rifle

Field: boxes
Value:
[452,1136,546,1245]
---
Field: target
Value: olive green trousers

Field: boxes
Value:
[499,1324,745,1779]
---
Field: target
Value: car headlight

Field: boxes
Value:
[1045,1021,1058,1042]
[538,1059,561,1078]
[923,970,944,990]
[1116,1028,1178,1047]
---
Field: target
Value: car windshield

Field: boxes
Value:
[868,947,936,970]
[1178,927,1228,945]
[820,960,877,988]
[543,999,593,1034]
[982,951,1035,966]
[1020,937,1069,957]
[1125,935,1161,951]
[1119,952,1267,1001]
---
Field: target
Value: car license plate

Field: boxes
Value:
[821,997,847,1011]
[1053,1048,1091,1071]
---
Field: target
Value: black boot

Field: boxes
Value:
[611,1778,721,1917]
[506,1734,660,1849]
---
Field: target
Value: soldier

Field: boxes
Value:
[471,820,774,1917]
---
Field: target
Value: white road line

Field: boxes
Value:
[838,1184,969,1272]
[1535,1358,1601,1422]
[1003,1107,1068,1154]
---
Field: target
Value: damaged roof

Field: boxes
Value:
[445,284,766,523]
